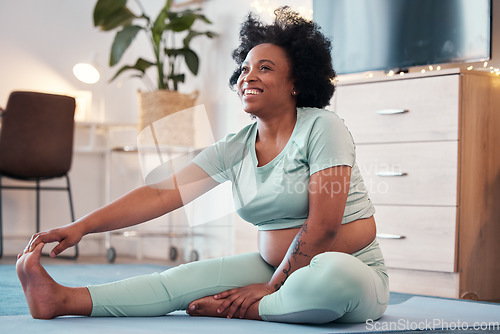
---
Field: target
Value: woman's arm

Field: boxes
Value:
[267,165,351,290]
[26,162,219,257]
[213,165,351,318]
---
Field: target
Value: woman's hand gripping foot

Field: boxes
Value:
[16,243,67,319]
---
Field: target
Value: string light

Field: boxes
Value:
[362,62,499,81]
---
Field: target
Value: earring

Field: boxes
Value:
[292,90,297,96]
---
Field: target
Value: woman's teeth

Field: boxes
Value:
[244,89,262,96]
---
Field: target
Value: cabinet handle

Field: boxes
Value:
[375,171,408,177]
[377,233,406,239]
[376,109,408,115]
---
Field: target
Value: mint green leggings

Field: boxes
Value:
[88,238,389,324]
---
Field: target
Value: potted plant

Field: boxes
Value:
[93,0,217,145]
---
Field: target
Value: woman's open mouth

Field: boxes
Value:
[243,88,263,96]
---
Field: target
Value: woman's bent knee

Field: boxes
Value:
[259,251,387,324]
[309,252,366,294]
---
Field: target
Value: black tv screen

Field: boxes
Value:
[313,0,491,75]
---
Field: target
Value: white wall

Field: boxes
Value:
[0,0,311,259]
[1,0,498,259]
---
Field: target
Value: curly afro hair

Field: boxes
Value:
[229,6,336,109]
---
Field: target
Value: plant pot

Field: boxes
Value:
[137,90,198,147]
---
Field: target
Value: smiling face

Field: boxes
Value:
[237,43,297,118]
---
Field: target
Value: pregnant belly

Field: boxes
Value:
[258,216,377,267]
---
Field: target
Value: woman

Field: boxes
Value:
[17,7,389,324]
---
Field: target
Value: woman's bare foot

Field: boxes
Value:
[16,243,92,319]
[187,295,229,318]
[187,295,261,320]
[16,243,65,319]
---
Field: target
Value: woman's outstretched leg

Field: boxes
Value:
[88,252,275,317]
[16,243,92,319]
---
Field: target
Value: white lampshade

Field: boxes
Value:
[73,62,100,84]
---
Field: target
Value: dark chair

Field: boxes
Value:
[0,91,78,259]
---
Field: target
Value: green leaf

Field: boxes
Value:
[168,72,185,91]
[93,0,126,26]
[196,13,213,25]
[110,25,142,66]
[152,9,168,48]
[109,58,155,82]
[183,49,199,75]
[165,48,198,75]
[168,11,214,34]
[101,9,137,31]
[169,73,185,83]
[206,31,218,38]
[93,0,137,31]
[167,12,197,32]
[94,0,217,91]
[164,48,182,57]
[182,30,201,47]
[183,30,218,47]
[135,58,156,71]
[164,0,172,12]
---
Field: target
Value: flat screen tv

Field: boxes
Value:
[313,0,492,75]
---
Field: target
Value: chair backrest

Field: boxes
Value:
[0,91,76,179]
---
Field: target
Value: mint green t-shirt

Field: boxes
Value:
[192,107,375,231]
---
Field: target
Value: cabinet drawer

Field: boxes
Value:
[335,74,460,144]
[356,141,458,206]
[375,205,457,272]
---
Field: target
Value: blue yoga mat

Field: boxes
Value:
[1,264,499,333]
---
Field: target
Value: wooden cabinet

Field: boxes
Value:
[334,69,500,301]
